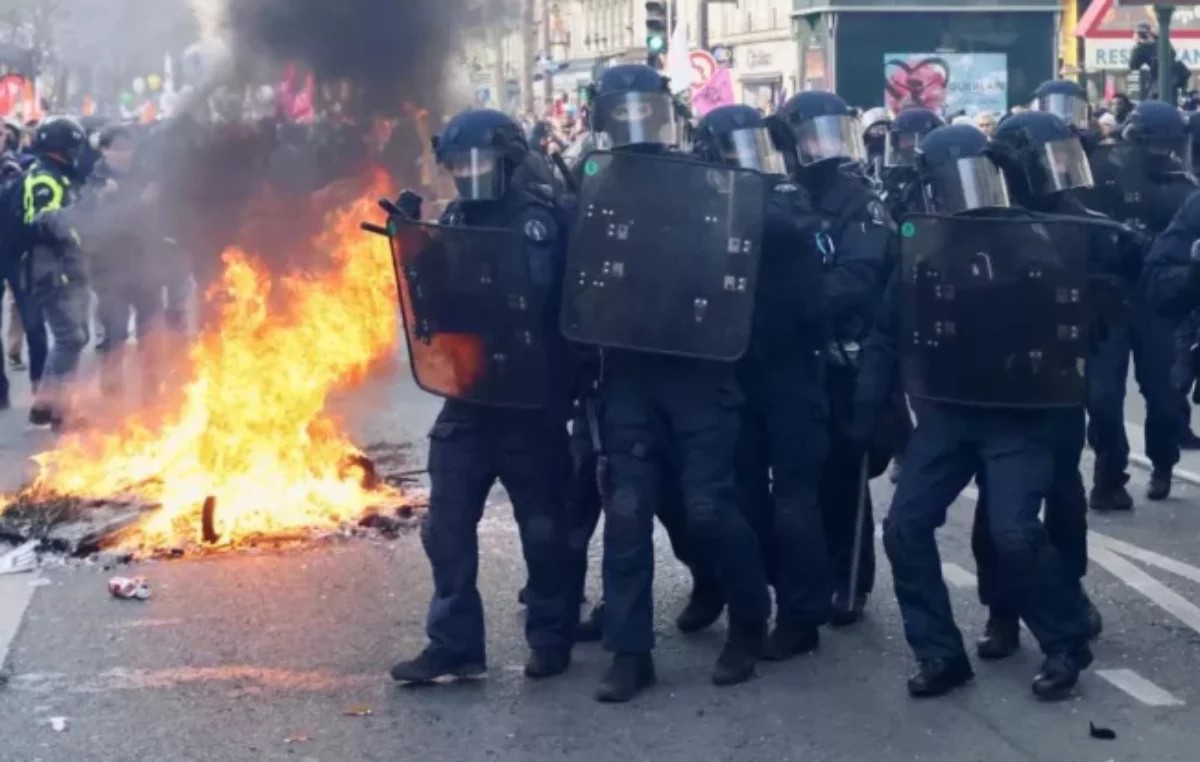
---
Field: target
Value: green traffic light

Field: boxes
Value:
[648,35,665,53]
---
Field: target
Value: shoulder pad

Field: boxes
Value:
[527,182,556,202]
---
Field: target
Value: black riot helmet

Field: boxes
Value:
[433,108,527,202]
[914,124,1010,215]
[33,115,87,168]
[692,104,787,173]
[1124,100,1191,176]
[886,107,946,167]
[991,110,1094,201]
[774,91,865,167]
[589,64,679,150]
[1031,79,1090,131]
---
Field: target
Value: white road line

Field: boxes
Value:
[1089,544,1200,637]
[1126,420,1200,486]
[0,574,39,671]
[1090,532,1200,585]
[1096,668,1186,707]
[941,562,978,589]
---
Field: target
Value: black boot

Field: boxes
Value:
[1147,469,1172,501]
[1082,594,1103,640]
[595,653,656,703]
[762,621,820,662]
[976,613,1020,660]
[830,588,868,627]
[28,403,53,427]
[575,602,604,643]
[712,621,765,687]
[1031,646,1093,701]
[907,655,974,698]
[524,648,571,679]
[390,646,486,684]
[1089,483,1133,512]
[0,386,9,411]
[675,579,724,634]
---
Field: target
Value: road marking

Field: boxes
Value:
[0,573,39,671]
[1096,668,1185,707]
[941,562,978,589]
[1125,420,1200,486]
[1089,544,1200,637]
[1091,532,1200,585]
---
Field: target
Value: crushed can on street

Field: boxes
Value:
[107,576,151,600]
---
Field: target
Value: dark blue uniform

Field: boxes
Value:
[418,192,577,669]
[1145,187,1200,320]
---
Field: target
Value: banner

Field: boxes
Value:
[692,66,735,118]
[883,52,1008,117]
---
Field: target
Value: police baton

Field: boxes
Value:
[846,454,871,610]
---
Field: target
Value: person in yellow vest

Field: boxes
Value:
[22,116,89,429]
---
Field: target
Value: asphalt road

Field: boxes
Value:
[2,366,1200,761]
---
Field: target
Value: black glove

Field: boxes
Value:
[396,189,423,221]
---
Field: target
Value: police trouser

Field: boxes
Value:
[735,361,832,626]
[600,359,771,654]
[27,257,89,402]
[1087,306,1184,486]
[95,278,165,396]
[0,251,47,389]
[422,402,575,663]
[883,403,1091,660]
[564,400,691,625]
[972,407,1089,618]
[821,363,876,599]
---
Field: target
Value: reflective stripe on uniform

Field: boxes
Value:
[23,173,64,224]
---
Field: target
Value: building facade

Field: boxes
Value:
[707,0,800,109]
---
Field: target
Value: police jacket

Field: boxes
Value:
[808,163,894,344]
[22,157,82,257]
[1143,187,1200,321]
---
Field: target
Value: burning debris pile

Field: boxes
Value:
[0,176,423,557]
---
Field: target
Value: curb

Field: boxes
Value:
[1129,451,1200,488]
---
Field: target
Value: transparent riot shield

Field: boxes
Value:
[387,217,550,408]
[898,213,1093,408]
[561,150,766,361]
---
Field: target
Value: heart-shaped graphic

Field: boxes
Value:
[884,57,951,113]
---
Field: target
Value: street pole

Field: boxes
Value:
[698,0,709,50]
[520,0,536,114]
[540,0,553,106]
[1157,4,1175,102]
[490,24,507,111]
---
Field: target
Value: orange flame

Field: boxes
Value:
[22,170,406,550]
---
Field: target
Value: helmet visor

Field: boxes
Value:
[593,92,677,148]
[1138,134,1193,175]
[1034,93,1090,131]
[793,114,864,165]
[1037,137,1094,192]
[884,130,924,167]
[923,156,1011,214]
[717,128,787,173]
[440,147,505,201]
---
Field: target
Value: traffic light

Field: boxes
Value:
[646,1,668,58]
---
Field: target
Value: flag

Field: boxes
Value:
[665,0,693,96]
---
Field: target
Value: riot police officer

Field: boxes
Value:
[774,90,894,625]
[880,107,945,221]
[23,116,89,429]
[969,111,1117,661]
[567,64,772,702]
[1083,101,1192,507]
[692,103,833,659]
[860,107,891,185]
[855,123,1096,700]
[387,108,577,684]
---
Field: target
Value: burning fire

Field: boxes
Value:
[18,169,407,550]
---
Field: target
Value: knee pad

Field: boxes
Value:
[605,486,649,543]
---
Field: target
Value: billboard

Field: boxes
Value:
[883,52,1008,117]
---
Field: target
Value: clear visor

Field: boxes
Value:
[717,128,787,173]
[1034,93,1090,130]
[923,156,1011,214]
[1037,138,1094,193]
[593,92,677,148]
[793,114,864,165]
[439,147,504,201]
[884,130,923,167]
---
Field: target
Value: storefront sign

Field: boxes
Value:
[1084,39,1200,70]
[883,52,1008,116]
[737,41,796,77]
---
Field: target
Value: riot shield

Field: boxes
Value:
[898,214,1092,408]
[561,150,766,361]
[1079,143,1148,227]
[386,217,550,408]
